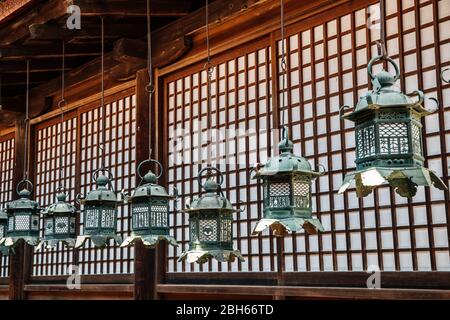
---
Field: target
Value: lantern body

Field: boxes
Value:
[121,169,178,248]
[75,173,122,248]
[0,187,41,247]
[189,210,233,252]
[0,208,8,254]
[39,193,77,249]
[179,168,244,264]
[0,208,7,239]
[252,128,325,236]
[339,56,447,198]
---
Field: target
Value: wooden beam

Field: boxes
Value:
[157,284,450,300]
[0,0,69,45]
[113,37,192,68]
[70,0,191,17]
[0,44,102,60]
[153,0,269,41]
[0,110,23,128]
[0,60,75,73]
[1,0,265,119]
[29,23,143,40]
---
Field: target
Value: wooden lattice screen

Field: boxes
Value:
[31,90,137,276]
[0,133,13,277]
[165,0,450,273]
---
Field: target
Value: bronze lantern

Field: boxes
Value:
[339,55,447,198]
[179,167,244,264]
[0,180,41,247]
[252,127,325,236]
[75,169,123,248]
[121,159,178,248]
[38,191,77,249]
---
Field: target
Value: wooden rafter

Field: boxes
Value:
[69,0,192,17]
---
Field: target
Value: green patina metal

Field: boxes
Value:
[339,55,447,198]
[179,167,244,264]
[0,207,9,254]
[75,169,122,248]
[0,180,41,247]
[251,127,325,236]
[121,159,178,248]
[38,192,77,250]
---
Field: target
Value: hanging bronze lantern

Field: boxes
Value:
[0,180,41,247]
[121,159,178,248]
[252,127,325,237]
[38,191,77,249]
[179,167,244,264]
[339,55,447,198]
[0,207,9,254]
[75,169,123,248]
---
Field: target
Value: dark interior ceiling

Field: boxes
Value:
[0,0,215,101]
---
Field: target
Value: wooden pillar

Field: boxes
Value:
[133,68,159,300]
[8,120,34,300]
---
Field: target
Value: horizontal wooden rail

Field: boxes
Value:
[24,284,134,300]
[157,284,450,300]
[166,272,450,289]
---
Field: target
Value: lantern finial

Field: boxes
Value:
[278,126,293,153]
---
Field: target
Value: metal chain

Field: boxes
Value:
[146,0,154,161]
[100,16,106,170]
[205,0,213,166]
[58,40,66,191]
[280,0,287,128]
[23,60,30,181]
[378,0,387,57]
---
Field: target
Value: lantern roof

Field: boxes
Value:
[339,166,447,198]
[128,170,172,201]
[41,193,77,215]
[82,173,120,204]
[185,167,235,212]
[252,127,322,179]
[6,187,39,211]
[342,55,435,121]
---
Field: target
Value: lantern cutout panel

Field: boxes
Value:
[75,169,122,248]
[121,159,178,248]
[179,167,244,264]
[252,127,325,237]
[0,180,41,247]
[339,55,447,198]
[38,192,77,250]
[0,208,9,254]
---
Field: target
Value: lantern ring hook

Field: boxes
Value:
[339,105,351,119]
[137,159,163,180]
[441,68,450,84]
[92,167,114,184]
[198,166,224,189]
[145,83,155,94]
[16,179,33,195]
[55,185,66,194]
[427,97,440,113]
[75,193,84,205]
[316,163,326,175]
[57,99,67,109]
[368,55,400,82]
